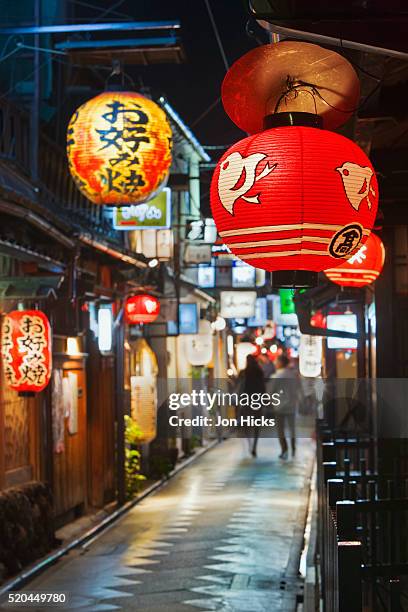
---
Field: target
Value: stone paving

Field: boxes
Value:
[3,437,314,612]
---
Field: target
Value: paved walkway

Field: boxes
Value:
[4,437,314,612]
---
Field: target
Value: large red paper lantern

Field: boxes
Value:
[324,232,385,287]
[67,92,172,205]
[1,310,52,393]
[125,295,160,324]
[210,124,378,275]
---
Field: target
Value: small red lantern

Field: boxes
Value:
[124,295,160,324]
[210,126,378,275]
[324,232,385,287]
[311,311,326,328]
[1,310,52,393]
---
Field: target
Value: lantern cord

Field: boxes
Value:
[105,64,135,90]
[273,75,383,115]
[274,78,318,115]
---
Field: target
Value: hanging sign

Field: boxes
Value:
[185,320,213,366]
[198,266,216,288]
[157,229,174,260]
[184,244,212,264]
[299,334,322,377]
[247,297,268,327]
[113,188,171,230]
[220,291,257,319]
[232,261,256,288]
[1,310,52,393]
[185,218,217,243]
[130,339,159,443]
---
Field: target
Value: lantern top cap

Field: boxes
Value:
[263,112,323,130]
[222,41,360,134]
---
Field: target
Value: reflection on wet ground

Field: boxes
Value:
[12,437,314,612]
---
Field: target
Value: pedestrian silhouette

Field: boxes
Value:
[239,354,265,457]
[271,354,301,459]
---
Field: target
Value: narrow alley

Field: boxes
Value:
[10,438,313,612]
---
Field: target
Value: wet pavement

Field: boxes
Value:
[4,437,314,612]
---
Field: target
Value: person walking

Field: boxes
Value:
[238,354,265,457]
[271,354,300,459]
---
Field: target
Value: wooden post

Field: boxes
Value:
[0,374,5,490]
[115,319,126,505]
[337,541,362,612]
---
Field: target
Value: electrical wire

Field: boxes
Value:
[16,42,66,56]
[67,0,130,20]
[92,0,127,24]
[191,96,221,128]
[0,46,20,64]
[203,0,229,72]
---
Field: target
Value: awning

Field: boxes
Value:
[0,275,64,301]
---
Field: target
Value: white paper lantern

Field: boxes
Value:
[236,342,257,372]
[185,320,213,366]
[299,334,322,377]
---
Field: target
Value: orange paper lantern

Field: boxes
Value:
[1,310,52,393]
[125,295,160,324]
[67,92,172,205]
[324,232,385,287]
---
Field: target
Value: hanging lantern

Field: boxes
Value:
[210,123,378,281]
[124,294,160,324]
[185,320,213,366]
[324,232,385,287]
[210,41,379,287]
[67,92,172,205]
[299,334,322,378]
[1,310,52,394]
[310,311,326,328]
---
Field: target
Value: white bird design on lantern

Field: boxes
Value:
[217,152,277,215]
[336,162,376,211]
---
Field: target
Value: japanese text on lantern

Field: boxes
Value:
[18,315,48,386]
[1,311,52,393]
[2,317,16,385]
[96,100,150,196]
[67,92,172,206]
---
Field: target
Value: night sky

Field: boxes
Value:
[100,0,267,146]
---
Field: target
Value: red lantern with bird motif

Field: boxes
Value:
[210,124,378,276]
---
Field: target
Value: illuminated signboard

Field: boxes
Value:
[247,298,267,327]
[198,265,216,289]
[167,303,199,335]
[220,291,257,319]
[279,288,296,314]
[113,188,171,230]
[232,261,256,288]
[327,314,358,349]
